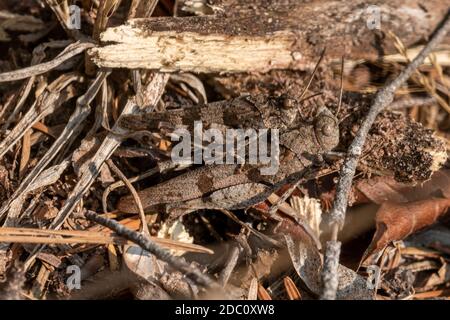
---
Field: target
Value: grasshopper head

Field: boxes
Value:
[314,106,339,152]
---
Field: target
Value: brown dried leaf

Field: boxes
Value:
[355,169,450,204]
[363,199,450,260]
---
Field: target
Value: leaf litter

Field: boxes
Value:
[0,0,449,300]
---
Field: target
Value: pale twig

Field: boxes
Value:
[0,41,94,83]
[321,10,450,300]
[0,227,213,254]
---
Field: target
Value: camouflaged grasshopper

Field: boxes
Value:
[116,93,339,216]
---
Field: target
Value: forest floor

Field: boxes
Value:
[0,0,450,300]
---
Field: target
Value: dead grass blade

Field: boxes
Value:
[0,71,108,222]
[0,72,81,158]
[0,41,94,82]
[0,227,213,254]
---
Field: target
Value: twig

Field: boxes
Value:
[91,1,450,73]
[0,41,94,83]
[321,10,450,300]
[83,210,217,289]
[218,242,241,287]
[0,227,213,254]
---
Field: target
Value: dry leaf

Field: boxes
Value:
[355,169,450,204]
[285,236,374,299]
[285,235,322,294]
[363,199,450,260]
[123,245,159,281]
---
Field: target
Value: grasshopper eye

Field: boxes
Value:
[319,122,334,136]
[315,115,337,136]
[282,97,296,109]
[314,111,339,151]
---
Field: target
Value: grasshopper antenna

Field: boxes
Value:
[298,47,326,102]
[299,92,323,103]
[336,56,345,117]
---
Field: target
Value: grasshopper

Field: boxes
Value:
[116,93,339,216]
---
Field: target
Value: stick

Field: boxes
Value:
[83,210,217,289]
[0,226,213,254]
[321,10,450,300]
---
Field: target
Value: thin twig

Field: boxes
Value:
[0,226,213,254]
[336,56,345,117]
[298,48,326,102]
[389,96,437,109]
[83,210,218,289]
[321,10,450,300]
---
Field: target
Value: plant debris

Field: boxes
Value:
[0,0,450,301]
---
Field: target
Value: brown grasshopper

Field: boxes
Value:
[116,93,339,216]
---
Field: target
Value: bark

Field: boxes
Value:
[90,0,450,73]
